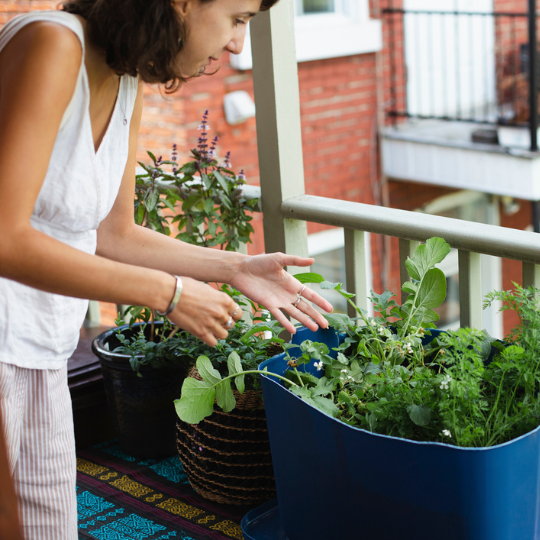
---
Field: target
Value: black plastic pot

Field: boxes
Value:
[92,322,191,459]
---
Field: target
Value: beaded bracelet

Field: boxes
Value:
[157,275,183,316]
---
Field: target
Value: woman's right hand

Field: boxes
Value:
[167,277,242,347]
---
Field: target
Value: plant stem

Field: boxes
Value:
[293,367,305,387]
[217,370,299,388]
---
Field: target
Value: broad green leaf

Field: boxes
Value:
[227,351,245,393]
[320,280,341,289]
[293,272,325,284]
[162,199,176,212]
[310,395,340,417]
[407,404,431,427]
[201,173,212,190]
[401,281,418,294]
[291,386,340,417]
[214,171,230,194]
[406,238,451,281]
[215,379,236,412]
[417,308,440,323]
[196,356,222,385]
[240,325,273,342]
[364,362,381,375]
[145,190,159,212]
[414,268,447,309]
[174,378,215,424]
[324,313,352,330]
[311,377,336,397]
[320,281,355,298]
[204,197,214,213]
[405,258,421,281]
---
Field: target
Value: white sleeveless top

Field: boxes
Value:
[0,11,139,369]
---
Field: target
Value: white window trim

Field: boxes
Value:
[230,1,382,71]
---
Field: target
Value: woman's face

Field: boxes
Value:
[175,0,262,78]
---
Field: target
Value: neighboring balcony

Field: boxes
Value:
[381,2,540,205]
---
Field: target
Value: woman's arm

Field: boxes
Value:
[0,23,238,346]
[97,85,333,332]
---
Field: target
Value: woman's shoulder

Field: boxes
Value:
[0,11,84,57]
[0,16,83,116]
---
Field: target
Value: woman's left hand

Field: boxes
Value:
[230,252,333,334]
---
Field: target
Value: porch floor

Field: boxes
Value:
[76,440,251,540]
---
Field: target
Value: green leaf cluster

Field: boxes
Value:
[114,287,284,382]
[136,145,257,252]
[285,240,540,448]
[118,112,261,374]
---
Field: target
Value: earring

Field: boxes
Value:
[178,37,183,46]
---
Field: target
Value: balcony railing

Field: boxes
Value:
[383,1,540,151]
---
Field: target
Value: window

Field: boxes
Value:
[299,0,335,14]
[229,0,382,70]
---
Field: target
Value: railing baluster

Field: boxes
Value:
[344,229,369,317]
[522,262,540,290]
[250,0,309,269]
[458,250,482,329]
[399,239,420,302]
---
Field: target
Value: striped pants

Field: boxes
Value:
[0,362,78,540]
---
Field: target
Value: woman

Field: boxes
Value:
[0,0,333,538]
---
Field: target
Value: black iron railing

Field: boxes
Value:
[383,0,539,151]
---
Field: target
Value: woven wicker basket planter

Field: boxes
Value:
[176,367,276,506]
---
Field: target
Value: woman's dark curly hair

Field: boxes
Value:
[62,0,279,92]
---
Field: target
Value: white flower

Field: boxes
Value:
[439,375,452,391]
[442,429,452,438]
[370,320,376,326]
[378,327,385,335]
[314,361,323,371]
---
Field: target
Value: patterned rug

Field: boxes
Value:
[76,440,253,540]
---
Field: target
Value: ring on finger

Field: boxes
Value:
[225,316,234,329]
[232,305,240,317]
[297,285,307,298]
[293,296,302,307]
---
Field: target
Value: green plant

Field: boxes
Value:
[115,286,283,376]
[135,110,257,251]
[115,110,261,370]
[176,237,540,449]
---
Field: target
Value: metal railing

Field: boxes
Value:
[383,1,540,151]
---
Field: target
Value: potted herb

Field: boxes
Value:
[177,237,540,539]
[92,110,259,458]
[176,291,284,506]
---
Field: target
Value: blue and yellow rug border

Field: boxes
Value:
[77,440,251,540]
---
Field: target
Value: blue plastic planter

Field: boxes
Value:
[258,327,540,540]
